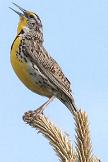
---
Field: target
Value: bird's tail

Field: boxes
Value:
[58,94,78,116]
[64,98,77,116]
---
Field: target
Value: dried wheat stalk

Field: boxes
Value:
[74,110,92,162]
[23,110,76,162]
[23,109,101,162]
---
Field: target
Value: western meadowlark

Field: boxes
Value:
[10,3,77,114]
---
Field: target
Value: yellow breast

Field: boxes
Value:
[10,36,51,97]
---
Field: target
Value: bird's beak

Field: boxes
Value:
[9,3,28,17]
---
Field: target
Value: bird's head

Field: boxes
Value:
[10,3,42,34]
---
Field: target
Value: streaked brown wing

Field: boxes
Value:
[23,38,73,99]
[39,46,71,92]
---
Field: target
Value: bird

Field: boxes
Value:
[10,3,77,115]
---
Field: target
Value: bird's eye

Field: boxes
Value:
[29,15,34,18]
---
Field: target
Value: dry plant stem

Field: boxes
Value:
[74,110,92,162]
[23,104,101,162]
[23,110,76,162]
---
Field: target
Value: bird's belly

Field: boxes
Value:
[10,37,51,97]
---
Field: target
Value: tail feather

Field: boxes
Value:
[58,94,78,115]
[63,99,77,115]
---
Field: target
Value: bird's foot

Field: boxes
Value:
[34,96,55,115]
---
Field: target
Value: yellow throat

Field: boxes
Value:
[17,16,28,34]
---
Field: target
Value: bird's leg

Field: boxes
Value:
[34,96,55,114]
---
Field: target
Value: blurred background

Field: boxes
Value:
[0,0,108,161]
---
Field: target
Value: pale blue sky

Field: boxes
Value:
[0,0,108,161]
